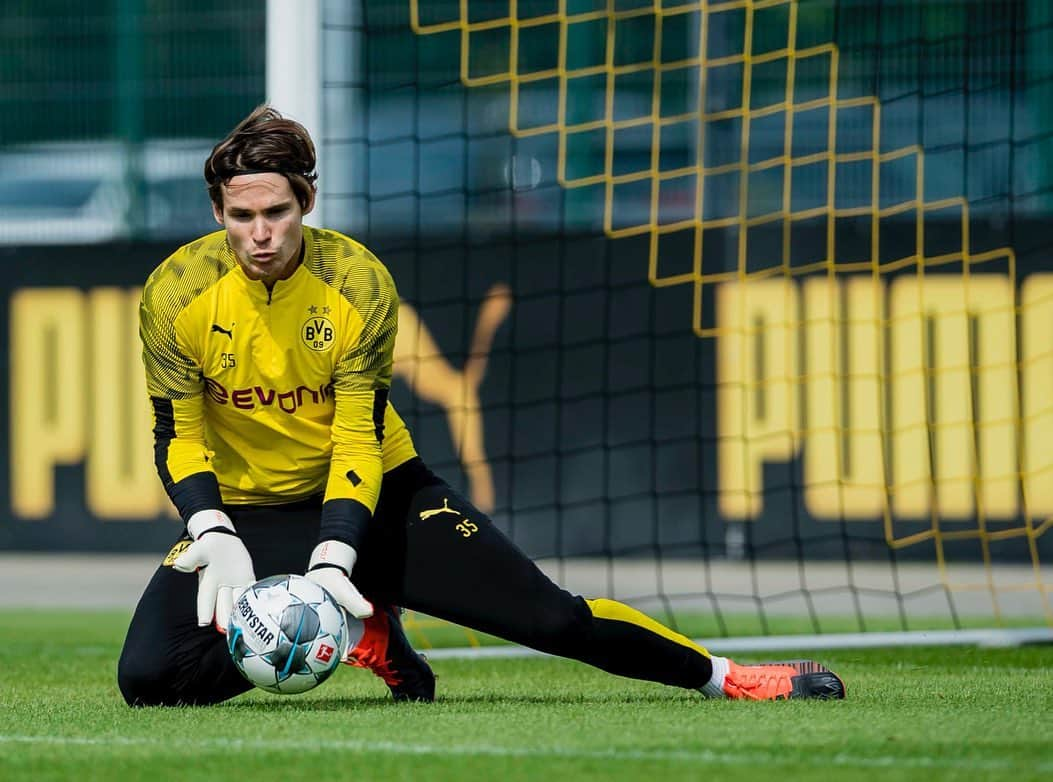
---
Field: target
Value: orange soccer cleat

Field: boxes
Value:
[344,605,436,702]
[721,659,846,701]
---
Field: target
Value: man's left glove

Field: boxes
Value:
[305,540,374,619]
[172,509,257,632]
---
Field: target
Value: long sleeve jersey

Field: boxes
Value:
[139,226,417,535]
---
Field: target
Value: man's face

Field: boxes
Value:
[213,173,313,287]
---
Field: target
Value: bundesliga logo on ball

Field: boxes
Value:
[227,574,362,694]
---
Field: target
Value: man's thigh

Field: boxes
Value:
[366,473,581,646]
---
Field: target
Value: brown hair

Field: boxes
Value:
[205,105,318,210]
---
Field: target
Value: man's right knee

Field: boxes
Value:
[117,646,179,707]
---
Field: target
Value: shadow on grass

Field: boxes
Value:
[216,691,689,712]
[218,695,395,712]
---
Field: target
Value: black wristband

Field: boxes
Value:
[318,498,371,551]
[194,526,238,539]
[307,562,348,576]
[168,471,225,522]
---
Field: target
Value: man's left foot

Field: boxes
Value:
[345,605,435,702]
[719,659,845,700]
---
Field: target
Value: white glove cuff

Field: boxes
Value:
[186,509,236,540]
[308,540,357,575]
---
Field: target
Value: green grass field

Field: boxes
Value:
[1,611,1051,782]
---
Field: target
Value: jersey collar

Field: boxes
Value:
[228,235,313,303]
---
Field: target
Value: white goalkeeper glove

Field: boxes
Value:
[172,509,257,632]
[305,540,374,619]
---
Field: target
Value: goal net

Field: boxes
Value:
[318,0,1053,646]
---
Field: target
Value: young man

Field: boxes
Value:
[117,105,846,706]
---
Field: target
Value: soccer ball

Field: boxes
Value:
[226,574,362,694]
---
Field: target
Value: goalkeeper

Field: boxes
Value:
[117,105,845,706]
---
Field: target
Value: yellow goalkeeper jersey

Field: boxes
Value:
[140,226,417,515]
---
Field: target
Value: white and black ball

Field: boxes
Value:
[227,574,362,694]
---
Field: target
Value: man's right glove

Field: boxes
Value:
[172,509,256,632]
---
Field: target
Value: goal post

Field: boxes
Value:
[310,0,1053,649]
[266,0,325,225]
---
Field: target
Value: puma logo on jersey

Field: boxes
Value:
[419,498,458,520]
[211,323,234,339]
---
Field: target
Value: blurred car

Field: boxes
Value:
[0,139,218,246]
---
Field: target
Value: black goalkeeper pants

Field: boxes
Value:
[118,458,714,706]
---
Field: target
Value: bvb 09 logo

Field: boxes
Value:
[301,316,336,352]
